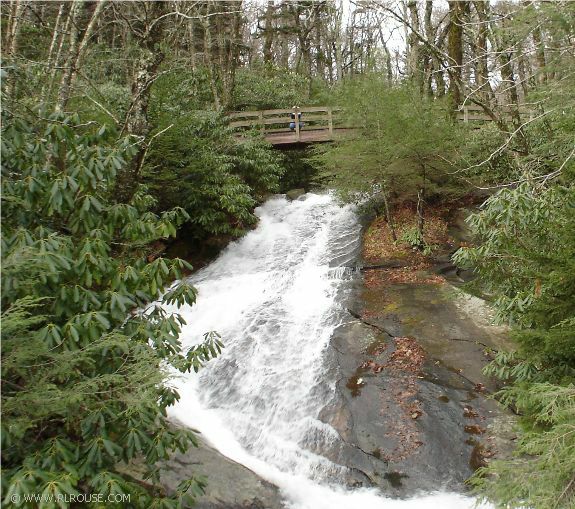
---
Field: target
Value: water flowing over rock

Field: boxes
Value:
[285,188,306,200]
[164,194,494,509]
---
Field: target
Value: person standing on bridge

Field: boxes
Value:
[289,106,304,131]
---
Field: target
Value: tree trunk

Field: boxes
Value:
[447,0,466,114]
[406,1,423,91]
[433,23,450,97]
[45,2,73,103]
[44,3,64,73]
[382,185,397,242]
[516,43,530,101]
[279,1,290,68]
[116,1,167,203]
[333,8,344,82]
[423,0,434,96]
[202,14,221,110]
[223,7,242,109]
[416,163,426,245]
[488,17,529,154]
[315,13,325,78]
[4,0,26,102]
[40,2,65,102]
[5,0,25,58]
[532,25,546,84]
[262,0,274,65]
[56,0,80,110]
[57,0,108,111]
[473,1,495,103]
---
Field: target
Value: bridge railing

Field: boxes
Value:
[457,104,535,123]
[227,105,535,142]
[227,107,340,141]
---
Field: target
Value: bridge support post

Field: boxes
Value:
[463,105,469,123]
[294,107,300,142]
[328,107,333,137]
[258,111,264,134]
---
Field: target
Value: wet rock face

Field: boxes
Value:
[322,277,515,496]
[158,439,284,509]
[285,188,306,200]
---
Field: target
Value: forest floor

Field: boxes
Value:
[362,204,457,286]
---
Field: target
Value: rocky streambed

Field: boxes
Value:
[319,205,516,496]
[327,279,515,495]
[154,197,516,508]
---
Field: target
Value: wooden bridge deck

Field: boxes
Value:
[264,128,353,145]
[227,105,533,146]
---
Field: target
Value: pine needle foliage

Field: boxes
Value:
[455,171,575,508]
[313,77,465,204]
[1,111,223,508]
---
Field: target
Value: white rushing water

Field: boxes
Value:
[167,193,490,509]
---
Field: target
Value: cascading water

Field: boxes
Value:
[167,193,490,509]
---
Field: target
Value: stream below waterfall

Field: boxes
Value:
[166,193,493,509]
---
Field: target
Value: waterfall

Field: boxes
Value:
[166,193,490,509]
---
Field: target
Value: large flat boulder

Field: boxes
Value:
[160,441,284,509]
[119,435,284,509]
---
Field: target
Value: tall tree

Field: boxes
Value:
[446,0,467,113]
[57,0,108,110]
[115,0,168,202]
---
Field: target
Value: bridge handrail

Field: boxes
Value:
[226,106,341,141]
[228,106,337,119]
[226,104,536,140]
[457,103,535,122]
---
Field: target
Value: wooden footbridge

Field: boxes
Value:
[227,105,532,146]
[227,107,348,145]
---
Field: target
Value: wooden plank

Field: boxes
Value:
[457,112,492,120]
[264,126,340,134]
[228,117,334,132]
[259,106,335,115]
[294,108,300,141]
[459,104,483,111]
[230,116,339,130]
[227,111,260,119]
[265,127,296,133]
[232,117,291,127]
[228,106,536,133]
[229,119,261,128]
[298,106,331,113]
[294,113,331,122]
[263,128,354,145]
[228,107,338,118]
[263,116,294,124]
[260,108,297,115]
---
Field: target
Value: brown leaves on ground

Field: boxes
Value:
[364,268,445,288]
[463,405,480,419]
[363,207,450,264]
[357,206,460,463]
[389,337,426,374]
[380,370,424,462]
[362,206,450,286]
[355,336,428,463]
[359,337,425,375]
[360,359,385,373]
